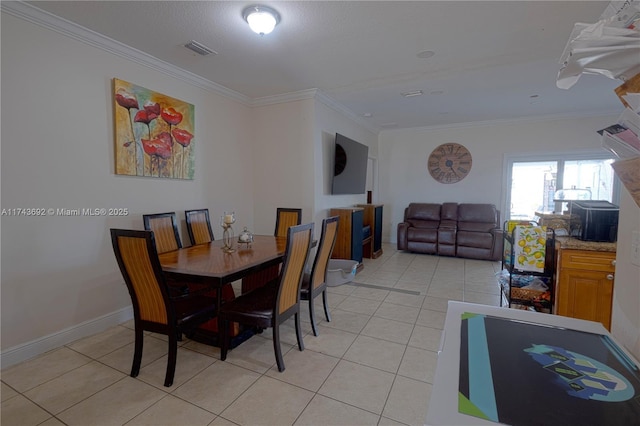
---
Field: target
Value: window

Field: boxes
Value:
[505,153,619,221]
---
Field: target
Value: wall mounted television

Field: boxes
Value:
[332,133,369,195]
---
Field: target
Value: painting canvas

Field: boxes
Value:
[114,78,195,179]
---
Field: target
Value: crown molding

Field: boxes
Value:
[249,88,379,133]
[1,1,251,104]
[313,90,380,134]
[250,88,319,107]
[381,109,621,134]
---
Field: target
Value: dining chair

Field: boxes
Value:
[185,208,214,245]
[143,211,199,300]
[300,215,339,336]
[110,229,217,387]
[241,207,303,294]
[142,212,182,253]
[184,208,237,337]
[274,208,302,237]
[219,222,314,372]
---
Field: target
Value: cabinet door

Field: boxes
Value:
[373,205,383,254]
[557,268,614,330]
[350,209,364,262]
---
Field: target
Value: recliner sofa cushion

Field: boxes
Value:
[457,230,494,249]
[441,203,458,221]
[408,228,438,243]
[457,203,498,224]
[408,219,439,229]
[406,203,441,222]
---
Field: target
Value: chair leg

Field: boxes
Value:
[308,297,318,337]
[294,312,304,352]
[273,325,285,372]
[164,332,178,387]
[219,318,229,361]
[322,290,331,322]
[131,327,144,378]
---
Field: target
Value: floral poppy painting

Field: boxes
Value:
[114,78,195,179]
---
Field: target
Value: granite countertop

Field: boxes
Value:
[556,236,617,252]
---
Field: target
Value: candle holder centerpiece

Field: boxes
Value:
[220,212,236,253]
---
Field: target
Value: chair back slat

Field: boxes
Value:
[113,231,168,325]
[143,213,181,254]
[186,209,213,245]
[278,223,313,315]
[275,208,302,237]
[311,217,339,290]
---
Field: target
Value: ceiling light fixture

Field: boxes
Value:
[401,90,424,98]
[243,5,280,35]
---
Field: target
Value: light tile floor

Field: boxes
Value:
[1,243,501,426]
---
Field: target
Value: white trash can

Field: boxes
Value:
[326,259,358,287]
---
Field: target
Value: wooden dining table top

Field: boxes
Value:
[158,235,287,284]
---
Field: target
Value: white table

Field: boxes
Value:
[426,301,640,425]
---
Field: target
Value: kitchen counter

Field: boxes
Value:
[556,236,617,252]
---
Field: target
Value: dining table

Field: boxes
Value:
[158,235,288,346]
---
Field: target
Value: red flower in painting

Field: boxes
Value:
[134,110,158,124]
[115,89,138,110]
[172,128,193,147]
[143,100,160,116]
[158,131,173,147]
[161,107,183,126]
[142,132,172,159]
[116,87,141,174]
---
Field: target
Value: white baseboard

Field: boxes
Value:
[1,307,134,369]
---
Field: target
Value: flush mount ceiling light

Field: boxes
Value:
[243,5,280,35]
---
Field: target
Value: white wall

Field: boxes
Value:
[251,99,316,235]
[611,187,640,360]
[378,115,618,243]
[1,14,254,358]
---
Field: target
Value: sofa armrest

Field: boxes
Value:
[490,228,504,261]
[397,222,410,250]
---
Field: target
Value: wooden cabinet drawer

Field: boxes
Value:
[560,249,616,272]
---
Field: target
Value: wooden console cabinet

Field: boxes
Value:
[356,204,384,259]
[330,207,364,268]
[555,247,616,330]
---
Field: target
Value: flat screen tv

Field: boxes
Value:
[332,133,369,195]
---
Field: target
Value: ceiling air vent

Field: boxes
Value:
[184,40,217,56]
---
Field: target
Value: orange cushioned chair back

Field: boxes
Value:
[144,214,181,254]
[278,223,313,315]
[275,208,302,237]
[115,233,168,325]
[186,210,213,245]
[311,217,339,290]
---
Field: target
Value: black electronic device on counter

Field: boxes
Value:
[572,200,619,242]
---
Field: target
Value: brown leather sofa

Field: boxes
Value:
[397,203,503,261]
